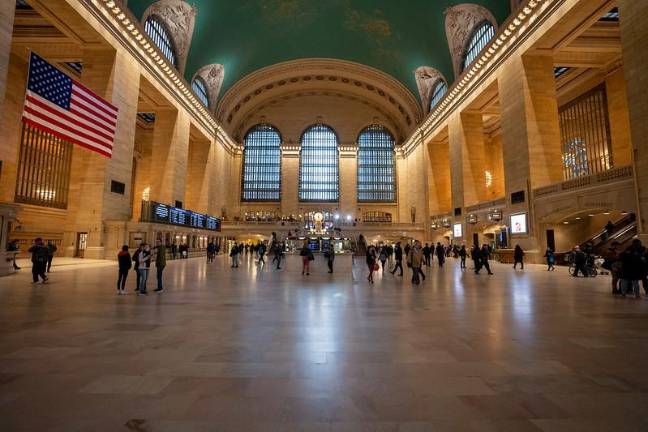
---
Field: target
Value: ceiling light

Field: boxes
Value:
[588,214,595,217]
[563,221,569,224]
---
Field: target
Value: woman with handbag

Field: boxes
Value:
[366,245,378,283]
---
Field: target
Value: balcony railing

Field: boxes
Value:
[533,165,633,198]
[465,197,506,213]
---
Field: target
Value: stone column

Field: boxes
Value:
[427,138,451,216]
[448,111,488,209]
[606,69,633,167]
[498,53,562,254]
[185,135,210,213]
[64,47,140,259]
[0,0,15,114]
[339,149,357,217]
[149,108,190,206]
[281,150,299,218]
[618,0,648,237]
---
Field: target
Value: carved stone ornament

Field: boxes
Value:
[193,64,225,111]
[414,66,445,112]
[444,3,497,78]
[142,0,197,74]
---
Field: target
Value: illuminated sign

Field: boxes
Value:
[148,201,221,231]
[453,223,463,238]
[510,213,528,234]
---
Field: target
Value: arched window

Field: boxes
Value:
[299,124,339,202]
[144,15,177,66]
[191,77,209,107]
[357,125,396,203]
[429,80,448,111]
[241,124,282,201]
[462,21,495,71]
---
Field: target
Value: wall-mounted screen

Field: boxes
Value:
[510,213,528,234]
[147,201,221,231]
[453,223,463,238]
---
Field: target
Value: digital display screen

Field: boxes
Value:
[307,238,320,251]
[453,223,463,238]
[148,201,221,231]
[510,213,527,234]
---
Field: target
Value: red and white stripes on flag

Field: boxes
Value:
[22,52,118,158]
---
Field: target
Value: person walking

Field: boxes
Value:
[366,245,378,283]
[459,245,467,269]
[300,241,313,275]
[325,244,335,273]
[435,242,445,267]
[407,241,425,284]
[471,245,481,273]
[132,243,143,292]
[404,242,411,258]
[544,247,556,272]
[619,239,644,298]
[273,242,283,269]
[257,242,266,265]
[476,244,493,275]
[378,247,388,273]
[137,243,151,295]
[7,239,21,270]
[571,246,587,277]
[117,245,131,295]
[513,245,525,270]
[207,242,215,263]
[28,238,48,284]
[230,242,240,268]
[171,242,177,260]
[153,239,166,293]
[391,241,404,276]
[423,243,432,267]
[46,241,57,273]
[603,242,621,295]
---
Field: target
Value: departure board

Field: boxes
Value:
[147,201,221,231]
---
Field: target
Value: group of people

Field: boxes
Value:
[116,240,166,295]
[13,238,58,283]
[602,237,648,298]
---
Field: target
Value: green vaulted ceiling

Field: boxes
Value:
[127,0,510,99]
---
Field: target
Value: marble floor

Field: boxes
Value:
[1,254,648,432]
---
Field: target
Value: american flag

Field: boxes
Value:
[22,52,118,158]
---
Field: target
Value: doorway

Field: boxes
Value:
[75,232,88,258]
[546,229,556,251]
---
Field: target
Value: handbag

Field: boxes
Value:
[373,263,379,271]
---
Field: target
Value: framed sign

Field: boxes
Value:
[510,213,528,234]
[453,223,463,238]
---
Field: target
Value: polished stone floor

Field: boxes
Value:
[1,254,648,431]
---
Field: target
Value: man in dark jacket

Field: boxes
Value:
[571,246,587,277]
[422,243,432,266]
[435,242,445,267]
[153,239,166,293]
[391,242,404,276]
[46,241,57,273]
[28,238,48,284]
[471,245,481,273]
[620,239,645,298]
[117,245,132,295]
[479,244,493,275]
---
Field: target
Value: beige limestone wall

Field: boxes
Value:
[185,136,210,214]
[0,1,15,115]
[606,68,633,167]
[485,134,505,199]
[339,155,357,217]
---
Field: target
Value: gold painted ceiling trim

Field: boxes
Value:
[79,0,238,154]
[402,0,554,157]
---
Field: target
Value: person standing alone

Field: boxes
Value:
[153,239,166,293]
[513,245,525,270]
[28,238,48,284]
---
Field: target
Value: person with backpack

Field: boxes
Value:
[300,241,313,276]
[513,245,525,270]
[28,237,48,284]
[378,247,388,273]
[46,241,57,273]
[458,245,467,269]
[117,245,132,295]
[257,242,266,265]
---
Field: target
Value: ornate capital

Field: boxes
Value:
[414,66,445,112]
[444,3,497,78]
[142,0,197,74]
[193,64,225,112]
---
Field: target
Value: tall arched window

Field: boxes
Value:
[462,21,495,71]
[357,125,396,203]
[429,80,448,111]
[191,77,209,107]
[144,16,177,66]
[241,124,282,201]
[299,124,339,202]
